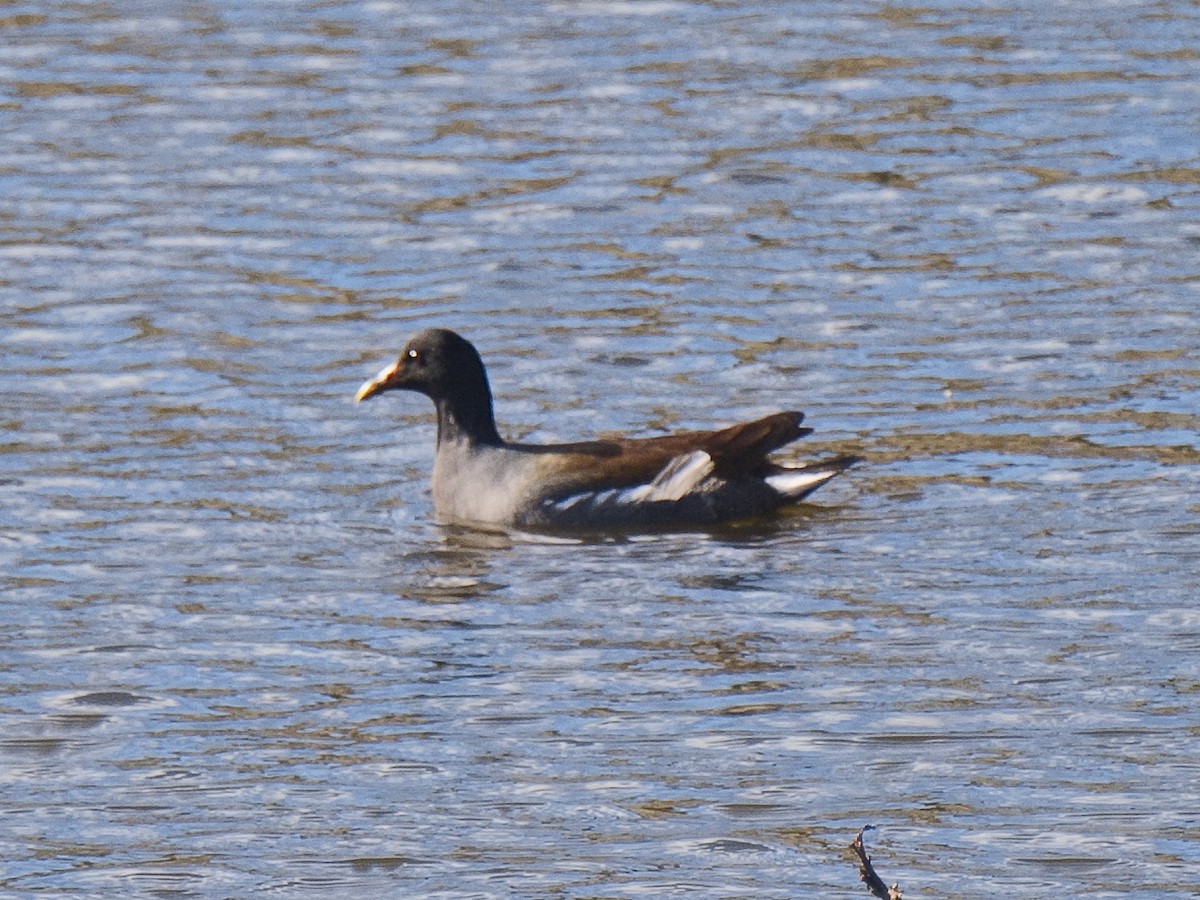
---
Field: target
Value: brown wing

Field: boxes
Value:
[517,411,811,497]
[699,411,810,473]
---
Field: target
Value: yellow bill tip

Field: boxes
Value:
[354,360,402,403]
[354,379,379,403]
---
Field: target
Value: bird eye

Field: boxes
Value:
[407,348,422,364]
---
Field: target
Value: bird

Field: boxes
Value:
[354,328,859,530]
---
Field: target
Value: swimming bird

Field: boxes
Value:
[355,328,858,529]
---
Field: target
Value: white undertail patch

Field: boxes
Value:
[764,466,839,498]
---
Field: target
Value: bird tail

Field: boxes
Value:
[763,454,861,500]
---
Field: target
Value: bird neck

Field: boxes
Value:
[434,388,502,448]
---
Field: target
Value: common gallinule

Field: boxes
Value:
[355,329,858,529]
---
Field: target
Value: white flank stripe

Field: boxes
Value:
[545,451,718,514]
[625,450,715,503]
[551,492,590,511]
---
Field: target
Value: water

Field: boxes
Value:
[3,1,1199,896]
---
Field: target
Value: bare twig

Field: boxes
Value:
[850,825,902,899]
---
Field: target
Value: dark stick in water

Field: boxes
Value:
[850,826,903,899]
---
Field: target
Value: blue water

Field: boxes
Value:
[2,1,1199,896]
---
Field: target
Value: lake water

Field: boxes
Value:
[3,2,1199,897]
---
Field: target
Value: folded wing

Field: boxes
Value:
[527,411,815,511]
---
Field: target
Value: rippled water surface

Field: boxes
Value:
[3,2,1199,897]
